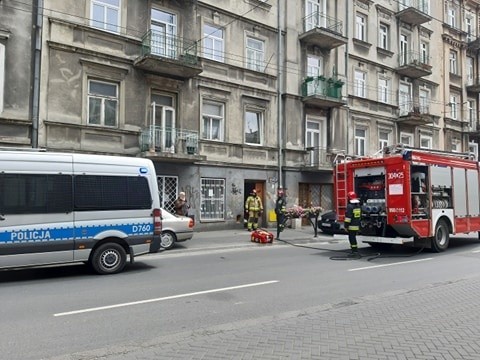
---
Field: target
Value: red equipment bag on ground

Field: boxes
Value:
[250,229,274,243]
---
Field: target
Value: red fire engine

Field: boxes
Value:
[334,145,480,252]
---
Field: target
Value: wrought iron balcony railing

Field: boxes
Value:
[398,51,431,67]
[301,76,344,99]
[141,30,198,65]
[303,11,344,35]
[304,147,331,168]
[399,0,430,14]
[399,101,430,117]
[140,126,199,155]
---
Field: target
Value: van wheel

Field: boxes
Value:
[91,243,127,275]
[161,231,176,250]
[431,220,449,253]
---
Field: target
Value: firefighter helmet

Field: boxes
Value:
[251,189,257,195]
[347,191,357,200]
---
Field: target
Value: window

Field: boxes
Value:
[378,78,389,103]
[202,101,224,141]
[468,100,475,129]
[400,132,413,146]
[420,42,429,64]
[466,16,474,41]
[0,174,72,214]
[355,127,367,156]
[467,57,474,85]
[451,138,460,153]
[419,89,429,113]
[379,23,389,50]
[88,79,118,127]
[450,94,458,120]
[151,9,177,58]
[469,141,478,159]
[245,110,263,145]
[448,6,456,28]
[354,70,366,98]
[449,50,458,74]
[355,13,366,41]
[400,34,409,65]
[378,129,391,150]
[200,178,225,220]
[246,36,264,72]
[420,134,432,149]
[157,175,178,214]
[203,24,224,62]
[74,175,151,210]
[91,0,120,33]
[0,44,4,114]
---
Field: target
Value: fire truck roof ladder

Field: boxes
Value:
[383,144,476,160]
[333,153,348,212]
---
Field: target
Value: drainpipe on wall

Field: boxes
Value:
[344,0,350,155]
[277,0,283,188]
[31,0,43,148]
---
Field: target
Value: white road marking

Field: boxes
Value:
[473,249,480,253]
[54,280,279,317]
[348,258,434,272]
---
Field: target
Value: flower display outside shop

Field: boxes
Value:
[283,205,324,237]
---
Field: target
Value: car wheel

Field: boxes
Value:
[90,243,127,275]
[161,231,177,250]
[431,219,449,252]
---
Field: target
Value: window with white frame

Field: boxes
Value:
[246,36,264,72]
[355,13,367,41]
[467,56,474,85]
[449,50,458,74]
[354,70,366,98]
[469,141,478,159]
[378,77,389,103]
[202,100,224,141]
[200,178,225,220]
[88,79,118,127]
[420,134,432,149]
[379,23,389,50]
[245,109,263,145]
[378,129,391,150]
[468,100,475,129]
[400,132,413,146]
[466,15,474,41]
[451,138,460,152]
[450,94,458,120]
[448,6,456,28]
[420,42,429,64]
[91,0,120,33]
[203,24,224,62]
[355,127,367,156]
[0,43,4,114]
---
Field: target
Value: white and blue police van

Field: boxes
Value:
[0,149,162,274]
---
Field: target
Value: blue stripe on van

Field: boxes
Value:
[0,222,153,244]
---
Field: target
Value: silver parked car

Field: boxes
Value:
[160,208,195,250]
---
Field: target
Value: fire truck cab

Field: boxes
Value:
[334,145,480,252]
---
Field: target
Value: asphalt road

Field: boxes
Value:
[1,231,480,359]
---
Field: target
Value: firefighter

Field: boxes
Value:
[344,191,362,256]
[275,188,287,239]
[245,189,263,231]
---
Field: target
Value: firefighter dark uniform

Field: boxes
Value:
[275,189,287,239]
[245,190,263,231]
[344,191,361,255]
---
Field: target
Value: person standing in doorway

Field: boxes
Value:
[275,188,287,239]
[344,191,361,257]
[245,189,263,231]
[174,192,190,216]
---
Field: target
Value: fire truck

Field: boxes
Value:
[334,145,480,252]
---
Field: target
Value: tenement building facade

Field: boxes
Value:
[1,0,480,230]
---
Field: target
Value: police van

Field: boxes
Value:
[0,149,162,274]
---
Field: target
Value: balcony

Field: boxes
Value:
[396,51,432,78]
[302,147,332,170]
[398,101,433,126]
[299,12,347,50]
[468,35,480,50]
[301,76,346,108]
[134,30,203,79]
[465,122,480,136]
[466,77,480,93]
[396,0,431,25]
[139,126,205,162]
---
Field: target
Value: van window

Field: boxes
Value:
[0,174,72,214]
[74,175,151,210]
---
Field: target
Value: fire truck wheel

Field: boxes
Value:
[431,220,450,252]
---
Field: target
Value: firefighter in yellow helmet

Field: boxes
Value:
[245,189,263,231]
[344,191,361,256]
